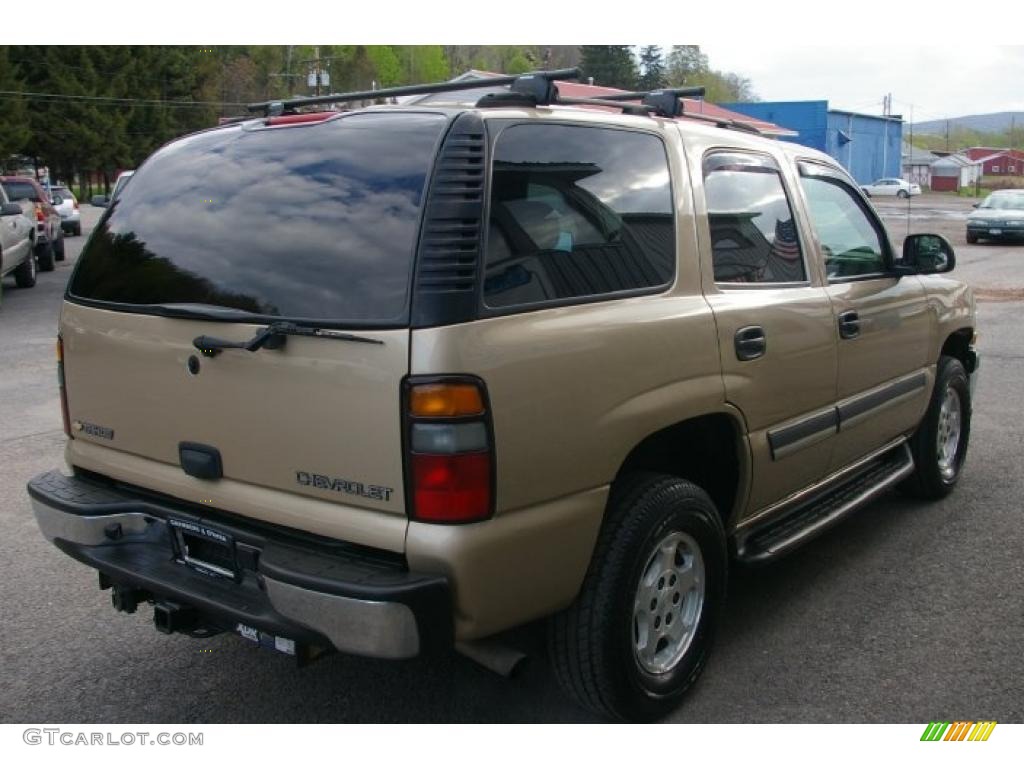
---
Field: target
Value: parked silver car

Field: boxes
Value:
[966,189,1024,243]
[50,185,82,236]
[0,183,37,290]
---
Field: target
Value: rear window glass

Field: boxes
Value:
[2,180,41,202]
[69,112,448,325]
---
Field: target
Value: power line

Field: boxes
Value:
[0,90,246,108]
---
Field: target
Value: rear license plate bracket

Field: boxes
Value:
[168,518,237,579]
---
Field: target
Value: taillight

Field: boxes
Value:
[35,205,45,222]
[57,336,72,438]
[73,199,79,210]
[405,378,493,523]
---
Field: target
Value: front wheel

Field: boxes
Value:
[966,232,979,244]
[548,474,727,721]
[54,230,66,261]
[902,356,971,499]
[14,249,38,287]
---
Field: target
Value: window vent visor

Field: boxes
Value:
[411,112,486,327]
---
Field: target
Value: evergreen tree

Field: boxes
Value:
[580,46,639,90]
[0,47,30,164]
[638,45,666,90]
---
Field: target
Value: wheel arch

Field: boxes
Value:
[941,327,976,371]
[613,411,749,533]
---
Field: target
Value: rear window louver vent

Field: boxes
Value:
[411,113,486,327]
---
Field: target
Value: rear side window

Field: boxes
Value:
[703,152,806,284]
[69,112,448,325]
[484,124,675,309]
[1,180,41,202]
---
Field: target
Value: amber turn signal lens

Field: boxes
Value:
[409,383,485,418]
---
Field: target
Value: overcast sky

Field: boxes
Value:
[699,46,1024,121]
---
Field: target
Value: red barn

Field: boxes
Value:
[963,147,1024,176]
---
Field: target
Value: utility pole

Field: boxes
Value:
[314,46,321,96]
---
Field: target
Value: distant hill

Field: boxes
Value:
[913,111,1024,135]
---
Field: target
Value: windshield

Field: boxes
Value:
[979,194,1024,210]
[1,180,41,202]
[69,112,448,325]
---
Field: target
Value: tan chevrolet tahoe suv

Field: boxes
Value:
[28,70,978,721]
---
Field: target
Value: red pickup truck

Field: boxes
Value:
[0,176,65,271]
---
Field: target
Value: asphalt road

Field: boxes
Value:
[1,201,1022,723]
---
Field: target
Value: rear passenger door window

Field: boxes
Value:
[484,124,674,309]
[702,152,806,284]
[798,166,889,279]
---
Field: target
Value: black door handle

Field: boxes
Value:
[735,325,766,361]
[838,310,860,340]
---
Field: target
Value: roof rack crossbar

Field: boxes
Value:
[247,68,581,115]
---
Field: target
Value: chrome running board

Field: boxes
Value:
[734,440,914,564]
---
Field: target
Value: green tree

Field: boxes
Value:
[0,47,30,163]
[666,45,708,85]
[638,45,666,90]
[580,46,639,90]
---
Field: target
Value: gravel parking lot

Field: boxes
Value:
[1,197,1021,723]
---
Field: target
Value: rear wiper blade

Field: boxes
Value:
[193,321,383,357]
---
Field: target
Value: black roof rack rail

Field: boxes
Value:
[588,85,764,133]
[553,96,658,115]
[599,86,707,117]
[247,68,582,116]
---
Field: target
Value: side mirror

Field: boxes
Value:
[972,202,980,208]
[91,195,109,208]
[0,202,23,217]
[902,233,955,274]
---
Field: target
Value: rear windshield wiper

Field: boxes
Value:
[193,321,383,357]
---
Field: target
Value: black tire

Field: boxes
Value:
[897,189,910,199]
[36,238,55,272]
[966,232,979,244]
[54,230,66,261]
[548,473,728,721]
[73,222,82,237]
[902,355,971,500]
[14,248,37,288]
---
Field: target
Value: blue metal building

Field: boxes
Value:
[718,100,903,184]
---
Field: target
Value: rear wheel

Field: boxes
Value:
[14,248,37,287]
[54,230,66,261]
[549,474,727,721]
[35,239,55,272]
[897,189,910,199]
[73,222,82,237]
[902,355,971,499]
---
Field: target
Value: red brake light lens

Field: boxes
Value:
[35,205,45,222]
[411,452,491,523]
[57,336,71,438]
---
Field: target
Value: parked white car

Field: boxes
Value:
[50,185,82,236]
[861,178,921,198]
